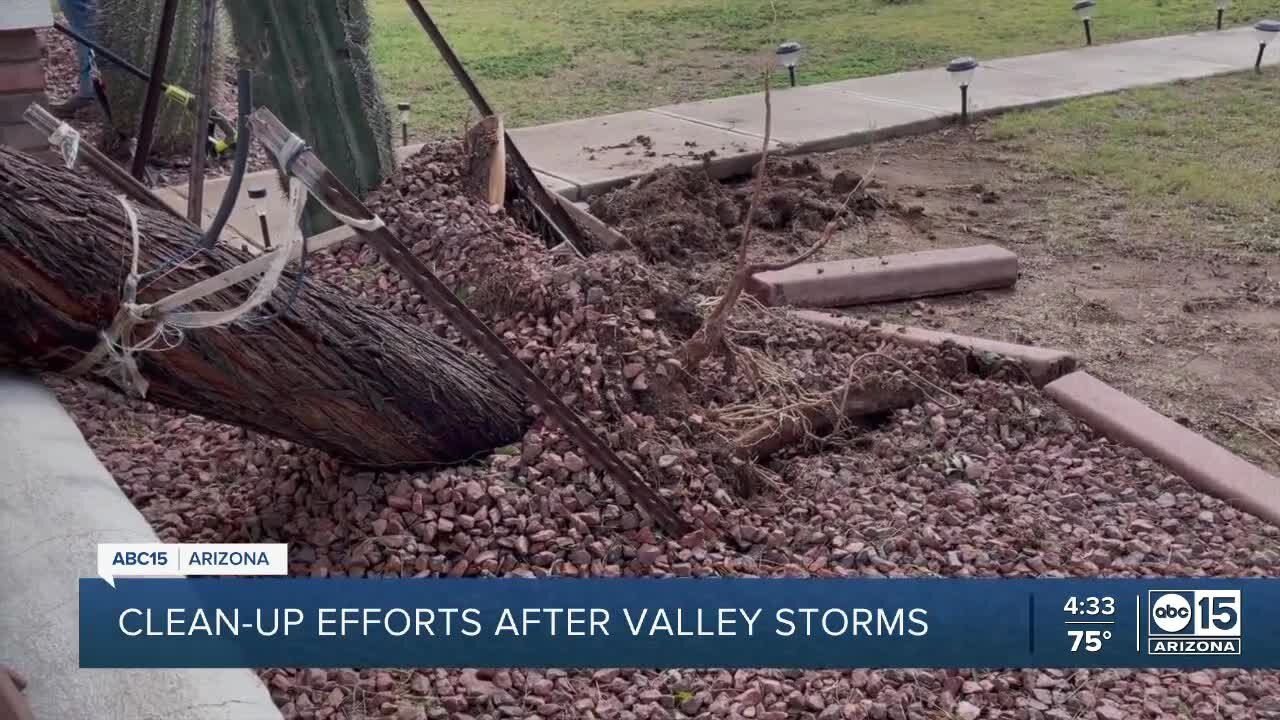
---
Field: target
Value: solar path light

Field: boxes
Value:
[1256,20,1280,71]
[1216,0,1230,31]
[397,102,412,146]
[946,57,978,124]
[248,186,271,249]
[1074,0,1096,46]
[776,42,803,87]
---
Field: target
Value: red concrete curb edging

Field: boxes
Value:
[791,309,1076,387]
[1044,371,1280,528]
[748,244,1018,308]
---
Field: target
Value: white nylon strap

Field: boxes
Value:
[66,140,388,397]
[48,122,81,170]
[150,175,307,328]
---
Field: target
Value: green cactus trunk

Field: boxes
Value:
[224,0,394,234]
[96,0,225,154]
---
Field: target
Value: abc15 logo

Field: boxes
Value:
[1148,590,1241,637]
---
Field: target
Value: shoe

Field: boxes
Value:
[50,95,96,119]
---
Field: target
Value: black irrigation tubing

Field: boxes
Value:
[141,70,253,281]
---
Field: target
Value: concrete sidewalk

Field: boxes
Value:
[516,25,1266,198]
[182,25,1271,249]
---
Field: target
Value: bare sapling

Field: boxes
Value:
[680,69,878,377]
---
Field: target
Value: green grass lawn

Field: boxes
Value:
[991,71,1280,253]
[370,0,1279,137]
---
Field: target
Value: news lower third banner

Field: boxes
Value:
[79,578,1279,669]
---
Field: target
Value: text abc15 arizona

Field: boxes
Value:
[1147,590,1242,655]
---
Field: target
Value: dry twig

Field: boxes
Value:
[1220,411,1280,455]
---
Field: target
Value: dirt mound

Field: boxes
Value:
[588,159,879,265]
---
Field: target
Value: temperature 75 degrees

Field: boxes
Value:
[1068,629,1112,652]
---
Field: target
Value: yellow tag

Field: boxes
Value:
[164,85,194,107]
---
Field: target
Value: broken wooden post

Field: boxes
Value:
[463,115,506,210]
[248,108,692,536]
[401,0,590,255]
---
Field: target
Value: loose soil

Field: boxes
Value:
[589,157,878,269]
[595,124,1280,474]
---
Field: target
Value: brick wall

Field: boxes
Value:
[0,0,52,156]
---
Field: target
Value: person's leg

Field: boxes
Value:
[59,0,97,98]
[52,0,98,116]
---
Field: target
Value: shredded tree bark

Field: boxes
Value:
[0,147,529,468]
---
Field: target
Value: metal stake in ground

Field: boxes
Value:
[248,186,272,248]
[130,0,181,181]
[247,108,692,538]
[187,0,218,222]
[401,0,589,256]
[1217,0,1229,31]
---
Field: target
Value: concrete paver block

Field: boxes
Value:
[654,86,946,153]
[1044,371,1280,527]
[150,187,189,215]
[172,169,345,254]
[792,309,1076,387]
[749,244,1017,308]
[509,109,777,197]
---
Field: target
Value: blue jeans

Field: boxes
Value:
[58,0,97,98]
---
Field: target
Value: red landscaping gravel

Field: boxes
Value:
[51,141,1280,720]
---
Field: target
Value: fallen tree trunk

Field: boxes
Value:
[0,146,529,467]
